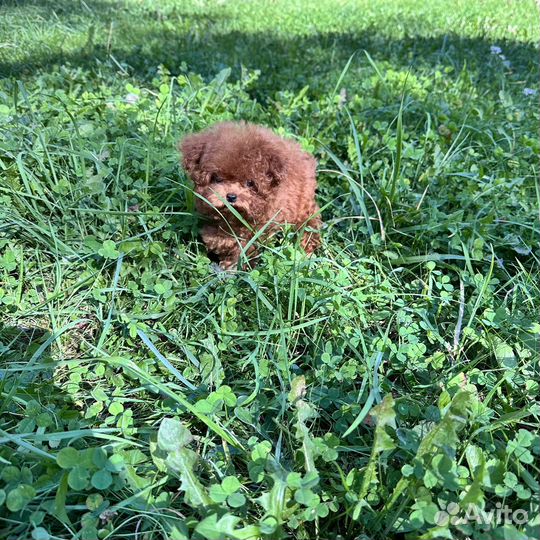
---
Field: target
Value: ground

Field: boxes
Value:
[0,1,539,539]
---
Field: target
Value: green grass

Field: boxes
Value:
[0,1,539,539]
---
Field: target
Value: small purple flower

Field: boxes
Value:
[125,93,140,104]
[523,88,537,96]
[502,59,511,68]
[490,45,502,55]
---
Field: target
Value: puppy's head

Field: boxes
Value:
[180,122,287,223]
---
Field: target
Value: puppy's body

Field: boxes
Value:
[180,122,321,269]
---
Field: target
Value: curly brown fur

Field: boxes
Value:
[179,121,321,269]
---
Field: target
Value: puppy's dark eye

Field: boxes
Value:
[246,179,255,188]
[211,173,223,184]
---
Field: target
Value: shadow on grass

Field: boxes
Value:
[0,324,57,428]
[1,1,538,97]
[0,323,64,402]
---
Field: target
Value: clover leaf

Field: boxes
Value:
[98,240,120,259]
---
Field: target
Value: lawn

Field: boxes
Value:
[0,0,539,539]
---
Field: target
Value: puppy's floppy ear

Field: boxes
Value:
[179,132,208,182]
[266,153,286,186]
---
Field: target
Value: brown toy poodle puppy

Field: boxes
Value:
[180,121,321,269]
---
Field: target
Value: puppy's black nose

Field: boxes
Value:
[226,193,237,203]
